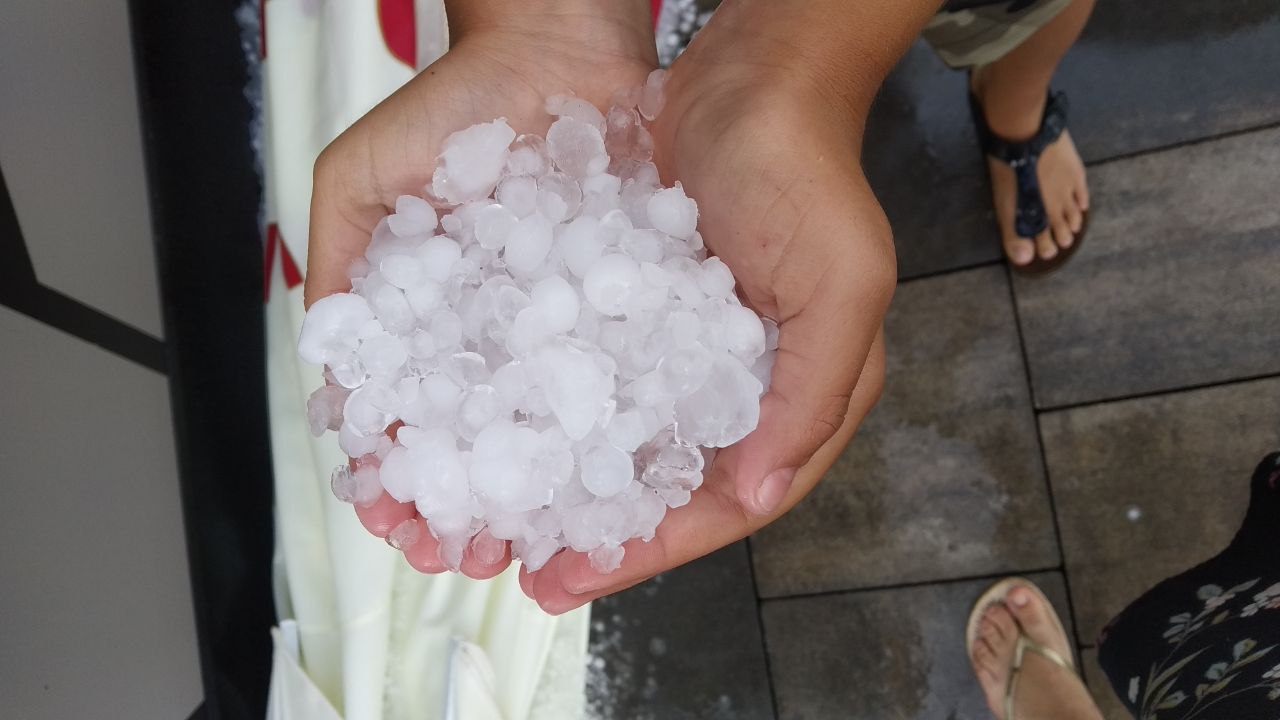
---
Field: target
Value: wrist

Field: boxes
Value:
[700,0,940,120]
[445,0,656,63]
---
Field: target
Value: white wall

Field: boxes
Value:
[0,0,163,338]
[0,2,203,717]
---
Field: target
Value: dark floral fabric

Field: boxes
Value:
[1099,453,1280,719]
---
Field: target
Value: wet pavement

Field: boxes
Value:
[874,0,1280,280]
[591,4,1280,718]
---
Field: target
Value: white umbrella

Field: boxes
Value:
[260,2,590,717]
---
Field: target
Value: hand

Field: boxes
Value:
[520,7,899,612]
[304,1,657,578]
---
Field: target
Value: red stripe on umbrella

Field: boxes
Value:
[378,0,417,69]
[264,223,304,302]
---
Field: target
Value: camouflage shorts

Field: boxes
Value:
[923,0,1074,69]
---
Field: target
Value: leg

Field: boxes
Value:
[970,585,1106,719]
[972,0,1095,265]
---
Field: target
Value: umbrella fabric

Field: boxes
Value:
[260,2,590,718]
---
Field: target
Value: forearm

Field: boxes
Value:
[710,0,944,123]
[444,0,654,49]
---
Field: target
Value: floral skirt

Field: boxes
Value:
[1097,453,1280,720]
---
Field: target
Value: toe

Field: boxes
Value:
[1074,183,1090,213]
[1066,204,1083,234]
[1034,231,1058,260]
[1007,587,1045,628]
[981,617,1005,645]
[974,639,1001,679]
[1052,219,1075,250]
[1006,585,1072,659]
[986,604,1019,642]
[972,638,990,667]
[1005,237,1036,266]
[973,637,1012,718]
[980,605,1019,676]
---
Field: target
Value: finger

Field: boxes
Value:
[531,553,576,614]
[458,528,512,579]
[353,491,417,537]
[518,564,538,601]
[302,69,448,310]
[729,260,889,516]
[304,145,391,309]
[531,551,659,615]
[302,59,549,310]
[533,328,886,611]
[528,480,740,614]
[401,518,448,573]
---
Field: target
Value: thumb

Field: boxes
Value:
[303,144,395,310]
[728,266,889,516]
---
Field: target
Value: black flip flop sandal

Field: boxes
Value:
[969,88,1088,276]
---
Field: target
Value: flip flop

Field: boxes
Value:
[969,87,1089,276]
[966,578,1083,720]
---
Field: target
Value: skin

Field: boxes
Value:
[304,0,939,609]
[971,585,1104,719]
[973,0,1095,266]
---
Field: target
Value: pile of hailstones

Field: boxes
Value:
[299,71,777,574]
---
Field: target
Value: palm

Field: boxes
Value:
[309,23,895,597]
[651,56,896,514]
[520,57,895,611]
[652,63,875,323]
[306,28,654,576]
[306,30,653,305]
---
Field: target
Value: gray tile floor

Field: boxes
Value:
[591,7,1280,719]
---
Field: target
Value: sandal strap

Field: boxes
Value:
[970,91,1070,239]
[1004,635,1077,720]
[1013,635,1072,672]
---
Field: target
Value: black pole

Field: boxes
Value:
[127,2,274,717]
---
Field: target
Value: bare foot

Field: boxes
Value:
[972,70,1090,267]
[970,585,1103,719]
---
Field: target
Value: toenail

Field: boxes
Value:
[1011,589,1029,606]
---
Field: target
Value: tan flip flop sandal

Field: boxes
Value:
[965,578,1082,720]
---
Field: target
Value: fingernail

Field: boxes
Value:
[518,569,537,599]
[385,518,419,551]
[472,532,505,566]
[538,598,576,616]
[565,564,608,595]
[754,468,796,514]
